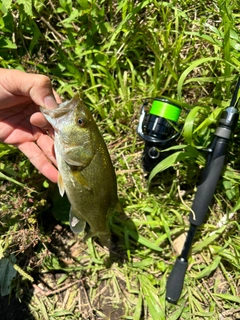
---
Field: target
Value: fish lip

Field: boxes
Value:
[54,94,80,118]
[59,94,80,108]
[40,95,81,133]
[41,94,80,119]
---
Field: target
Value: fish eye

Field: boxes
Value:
[77,118,85,127]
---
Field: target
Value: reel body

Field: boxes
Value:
[137,98,181,172]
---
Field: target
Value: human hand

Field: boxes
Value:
[0,68,60,183]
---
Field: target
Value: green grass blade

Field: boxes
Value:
[182,106,202,145]
[139,275,165,319]
[0,172,26,188]
[230,198,240,213]
[177,57,222,100]
[127,228,163,253]
[193,225,227,252]
[194,256,221,279]
[133,293,142,320]
[193,107,223,134]
[149,146,200,183]
[213,293,240,304]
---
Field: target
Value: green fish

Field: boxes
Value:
[41,95,120,247]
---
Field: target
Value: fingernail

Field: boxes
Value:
[43,95,58,109]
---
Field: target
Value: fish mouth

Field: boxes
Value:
[41,95,80,119]
[53,95,80,118]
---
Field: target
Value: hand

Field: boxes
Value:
[0,68,60,183]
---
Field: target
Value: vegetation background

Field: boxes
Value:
[0,0,239,319]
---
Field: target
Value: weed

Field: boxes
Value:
[0,0,239,319]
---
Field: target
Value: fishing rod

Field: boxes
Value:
[166,78,239,304]
[137,78,239,304]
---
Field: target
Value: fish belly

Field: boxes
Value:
[59,155,118,246]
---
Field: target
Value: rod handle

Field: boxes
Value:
[166,257,188,304]
[190,152,226,225]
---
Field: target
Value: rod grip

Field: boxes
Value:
[166,258,188,304]
[190,138,227,226]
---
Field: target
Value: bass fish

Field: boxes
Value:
[41,95,120,247]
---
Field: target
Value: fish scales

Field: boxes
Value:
[41,95,120,246]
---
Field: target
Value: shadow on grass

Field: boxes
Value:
[107,211,139,267]
[0,296,34,320]
[50,186,140,267]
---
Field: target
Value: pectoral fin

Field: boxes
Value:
[69,208,86,234]
[58,173,65,197]
[71,170,91,191]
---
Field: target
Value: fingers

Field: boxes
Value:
[36,134,57,167]
[30,113,55,139]
[30,112,52,130]
[0,68,60,109]
[18,140,58,183]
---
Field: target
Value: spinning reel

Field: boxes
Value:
[137,97,182,172]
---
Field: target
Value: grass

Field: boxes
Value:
[0,0,240,319]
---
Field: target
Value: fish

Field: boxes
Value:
[40,94,121,247]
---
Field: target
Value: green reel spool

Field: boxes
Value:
[150,98,181,122]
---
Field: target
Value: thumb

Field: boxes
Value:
[0,69,59,109]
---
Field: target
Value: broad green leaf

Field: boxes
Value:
[221,1,232,82]
[184,76,218,84]
[0,143,16,153]
[17,0,33,16]
[0,37,17,49]
[77,0,90,10]
[36,296,49,320]
[210,246,239,267]
[132,258,154,269]
[110,216,163,252]
[0,255,17,296]
[1,0,12,13]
